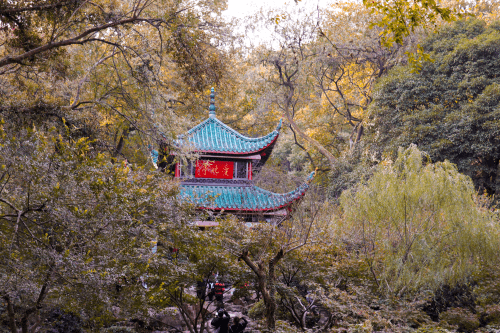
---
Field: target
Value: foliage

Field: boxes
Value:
[42,309,83,333]
[363,0,460,70]
[339,145,500,295]
[442,0,500,24]
[480,304,500,326]
[474,263,500,306]
[217,187,331,331]
[145,218,241,333]
[327,142,378,200]
[3,2,500,333]
[364,0,457,46]
[415,327,452,333]
[274,320,303,333]
[0,122,189,332]
[274,206,426,331]
[366,18,500,195]
[248,2,417,174]
[0,0,232,166]
[248,299,266,320]
[422,284,476,321]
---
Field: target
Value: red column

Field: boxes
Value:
[175,163,180,177]
[248,162,252,180]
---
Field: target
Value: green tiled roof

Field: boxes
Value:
[177,118,282,154]
[179,181,308,211]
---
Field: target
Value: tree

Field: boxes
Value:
[0,0,231,163]
[146,218,241,333]
[0,122,190,332]
[316,2,411,128]
[0,0,227,76]
[274,243,340,331]
[442,0,500,23]
[258,8,338,170]
[248,3,417,175]
[366,18,500,195]
[217,184,330,331]
[362,0,460,70]
[339,145,500,295]
[363,0,457,46]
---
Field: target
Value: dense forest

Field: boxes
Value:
[1,0,500,332]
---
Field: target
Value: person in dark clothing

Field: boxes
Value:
[211,309,230,333]
[207,284,215,302]
[229,316,248,333]
[196,280,206,300]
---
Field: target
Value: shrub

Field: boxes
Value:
[439,307,480,332]
[274,320,304,333]
[348,319,373,333]
[481,304,500,326]
[422,284,476,321]
[43,309,82,333]
[248,299,266,320]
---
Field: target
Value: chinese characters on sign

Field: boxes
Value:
[195,160,234,179]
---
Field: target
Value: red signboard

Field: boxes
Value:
[195,160,234,179]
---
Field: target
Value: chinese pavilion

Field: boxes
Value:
[155,88,315,227]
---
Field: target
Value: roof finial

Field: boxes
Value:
[306,169,317,184]
[209,87,216,118]
[276,118,282,131]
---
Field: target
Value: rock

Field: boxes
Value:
[229,305,243,313]
[111,306,121,317]
[155,307,184,328]
[232,298,245,306]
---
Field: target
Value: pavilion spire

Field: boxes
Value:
[209,87,216,118]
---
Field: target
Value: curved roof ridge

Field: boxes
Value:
[187,117,279,142]
[178,117,282,155]
[251,182,308,197]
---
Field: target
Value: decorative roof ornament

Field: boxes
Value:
[276,118,282,131]
[209,87,216,118]
[148,144,159,169]
[306,169,317,184]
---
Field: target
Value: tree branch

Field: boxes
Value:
[0,16,154,68]
[0,1,76,15]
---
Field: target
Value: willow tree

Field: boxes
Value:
[339,145,500,295]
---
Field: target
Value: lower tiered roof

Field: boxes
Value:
[179,172,314,212]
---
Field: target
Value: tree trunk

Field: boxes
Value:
[261,286,275,330]
[21,315,29,333]
[265,249,284,330]
[496,160,500,197]
[239,249,285,331]
[4,295,18,333]
[113,126,130,159]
